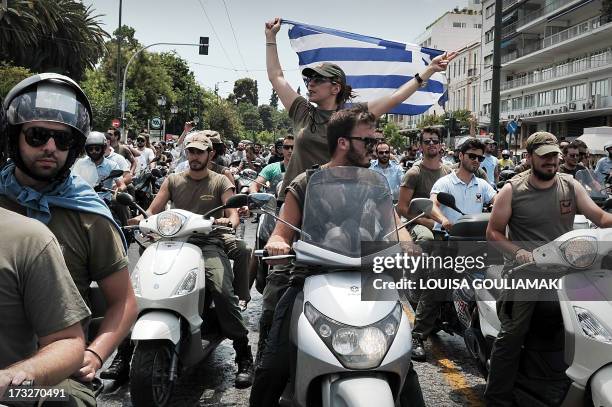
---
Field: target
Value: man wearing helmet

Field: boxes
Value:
[0,74,137,390]
[498,149,514,170]
[74,131,126,202]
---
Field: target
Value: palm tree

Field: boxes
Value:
[0,0,109,80]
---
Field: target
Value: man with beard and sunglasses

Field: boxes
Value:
[134,134,155,176]
[129,132,255,388]
[250,106,425,407]
[484,132,612,406]
[370,141,404,201]
[0,74,137,400]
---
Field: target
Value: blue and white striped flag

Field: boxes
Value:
[283,20,448,115]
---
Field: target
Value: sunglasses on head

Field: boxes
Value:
[23,127,75,151]
[348,136,378,149]
[422,138,440,145]
[465,152,485,162]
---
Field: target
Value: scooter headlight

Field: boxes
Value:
[304,302,401,369]
[157,212,186,237]
[173,269,199,297]
[573,307,612,344]
[561,236,597,269]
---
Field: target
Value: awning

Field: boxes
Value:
[577,127,612,154]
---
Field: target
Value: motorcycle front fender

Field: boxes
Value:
[591,364,612,407]
[323,375,394,407]
[131,311,181,344]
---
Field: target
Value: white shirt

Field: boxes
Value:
[480,154,498,186]
[106,147,130,172]
[431,171,497,230]
[136,147,155,175]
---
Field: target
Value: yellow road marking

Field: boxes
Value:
[403,303,484,407]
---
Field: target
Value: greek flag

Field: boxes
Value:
[283,20,448,115]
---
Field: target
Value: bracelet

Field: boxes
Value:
[85,348,104,367]
[266,42,277,46]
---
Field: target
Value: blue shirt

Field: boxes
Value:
[370,159,404,201]
[75,157,121,202]
[430,171,497,230]
[480,154,498,186]
[594,156,612,184]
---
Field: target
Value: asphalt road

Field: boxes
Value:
[97,221,486,407]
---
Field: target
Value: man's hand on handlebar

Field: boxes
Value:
[263,238,292,266]
[214,217,234,228]
[515,248,534,265]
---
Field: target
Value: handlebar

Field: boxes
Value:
[254,249,296,260]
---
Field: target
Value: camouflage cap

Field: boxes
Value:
[184,131,212,151]
[200,129,222,144]
[526,131,561,156]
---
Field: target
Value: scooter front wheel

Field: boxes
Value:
[129,340,175,407]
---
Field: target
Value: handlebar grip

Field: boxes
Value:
[254,249,268,257]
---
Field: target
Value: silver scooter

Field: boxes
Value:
[251,167,433,407]
[118,193,248,407]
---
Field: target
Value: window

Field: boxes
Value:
[512,97,522,110]
[453,22,467,28]
[486,4,495,18]
[485,28,494,43]
[463,58,467,76]
[501,99,510,112]
[591,79,610,96]
[570,83,586,101]
[524,94,535,108]
[453,62,457,78]
[538,90,551,107]
[552,87,567,104]
[484,79,492,91]
[472,85,478,112]
[474,23,482,28]
[484,54,493,68]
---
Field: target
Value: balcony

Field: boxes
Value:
[501,51,612,91]
[502,0,519,12]
[519,0,580,27]
[502,15,612,65]
[503,95,612,123]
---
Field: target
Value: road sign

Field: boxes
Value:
[506,120,518,134]
[111,118,121,128]
[151,117,162,129]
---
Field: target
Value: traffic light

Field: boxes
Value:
[199,37,209,55]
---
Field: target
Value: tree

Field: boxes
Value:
[238,103,263,135]
[269,89,279,109]
[273,109,293,135]
[418,114,444,128]
[233,78,258,105]
[0,0,108,81]
[383,122,407,151]
[0,63,32,100]
[258,105,274,132]
[205,100,242,142]
[80,68,115,131]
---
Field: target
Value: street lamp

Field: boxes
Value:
[214,80,229,102]
[157,96,166,142]
[170,105,178,134]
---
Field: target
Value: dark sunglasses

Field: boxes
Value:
[86,145,103,153]
[23,127,75,151]
[377,151,391,155]
[422,138,440,145]
[566,153,580,158]
[305,76,334,86]
[465,152,485,162]
[349,136,378,149]
[136,139,146,143]
[282,145,293,150]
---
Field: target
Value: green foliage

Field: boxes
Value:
[0,63,32,100]
[258,105,274,132]
[238,103,263,136]
[80,68,115,131]
[269,89,279,109]
[205,100,242,141]
[418,114,444,128]
[0,0,108,81]
[383,122,407,150]
[233,78,258,105]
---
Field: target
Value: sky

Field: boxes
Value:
[83,0,468,107]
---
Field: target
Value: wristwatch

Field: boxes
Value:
[414,73,427,88]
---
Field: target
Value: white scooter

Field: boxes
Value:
[117,192,248,407]
[251,167,433,407]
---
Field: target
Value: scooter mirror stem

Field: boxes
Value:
[258,208,311,240]
[383,212,427,239]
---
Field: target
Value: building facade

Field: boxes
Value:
[480,0,612,141]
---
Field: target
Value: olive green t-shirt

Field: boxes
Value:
[115,144,134,163]
[167,171,234,218]
[0,196,129,303]
[0,208,90,368]
[279,97,368,201]
[401,162,453,199]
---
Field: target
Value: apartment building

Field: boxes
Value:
[389,0,482,130]
[480,0,612,140]
[448,41,481,114]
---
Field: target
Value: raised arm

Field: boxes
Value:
[368,51,458,118]
[266,17,300,110]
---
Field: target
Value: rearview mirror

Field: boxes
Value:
[225,194,249,208]
[437,192,465,215]
[409,198,433,216]
[109,169,124,179]
[116,192,134,206]
[151,168,162,178]
[248,193,276,212]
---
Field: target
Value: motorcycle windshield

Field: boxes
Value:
[575,169,607,200]
[301,167,398,258]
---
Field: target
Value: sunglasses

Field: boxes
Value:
[566,153,580,158]
[377,151,391,155]
[305,76,334,86]
[23,127,75,151]
[282,145,293,150]
[465,152,485,162]
[348,136,378,149]
[86,145,103,153]
[422,138,440,145]
[137,139,146,143]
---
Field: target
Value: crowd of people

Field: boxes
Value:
[1,15,612,407]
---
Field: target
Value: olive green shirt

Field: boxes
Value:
[0,208,90,368]
[167,171,234,218]
[401,163,453,199]
[0,196,129,304]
